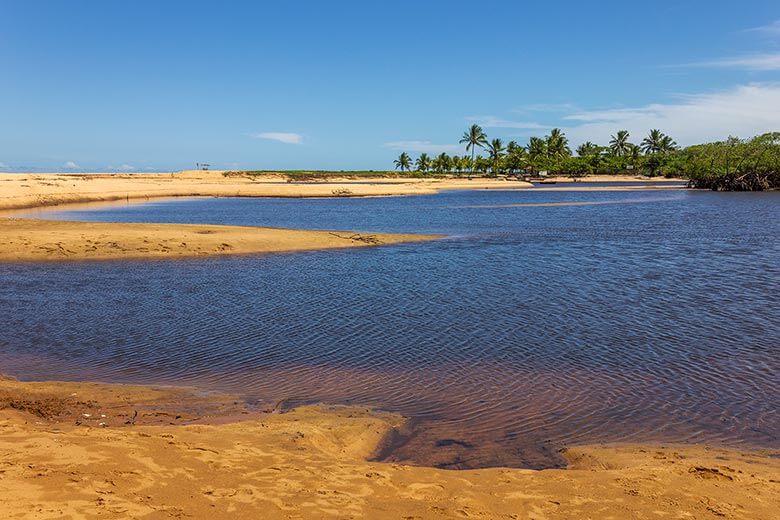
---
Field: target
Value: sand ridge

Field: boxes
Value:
[0,377,777,519]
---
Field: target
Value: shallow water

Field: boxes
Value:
[1,187,778,468]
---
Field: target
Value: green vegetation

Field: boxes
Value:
[390,126,780,190]
[224,130,780,191]
[673,133,780,190]
[393,152,413,172]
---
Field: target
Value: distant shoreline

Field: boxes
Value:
[0,170,687,262]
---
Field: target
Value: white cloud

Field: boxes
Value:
[118,164,135,171]
[690,53,780,71]
[745,19,780,37]
[466,116,549,130]
[559,83,780,147]
[251,132,303,144]
[63,161,79,169]
[383,140,461,154]
[0,162,9,169]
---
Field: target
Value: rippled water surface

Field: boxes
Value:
[2,187,778,468]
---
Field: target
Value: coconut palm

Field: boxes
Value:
[576,141,601,157]
[487,138,505,174]
[394,152,412,172]
[526,136,547,160]
[660,134,678,153]
[609,130,631,156]
[459,124,488,173]
[505,140,528,175]
[415,153,431,173]
[506,140,521,156]
[460,155,473,174]
[451,155,463,173]
[546,128,571,160]
[434,152,452,173]
[641,129,677,155]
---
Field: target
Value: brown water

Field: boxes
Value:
[1,187,778,468]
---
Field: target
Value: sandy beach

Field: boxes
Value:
[0,218,439,262]
[0,376,777,519]
[0,171,538,212]
[0,170,687,213]
[0,171,468,261]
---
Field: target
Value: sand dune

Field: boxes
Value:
[0,377,776,519]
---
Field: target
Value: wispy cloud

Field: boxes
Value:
[63,161,79,169]
[511,103,578,114]
[744,19,780,37]
[251,132,303,144]
[688,53,780,71]
[466,116,549,130]
[680,19,780,71]
[383,140,460,153]
[560,83,780,147]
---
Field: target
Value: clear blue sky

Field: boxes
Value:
[2,0,779,171]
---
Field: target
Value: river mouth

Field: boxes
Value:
[1,187,778,469]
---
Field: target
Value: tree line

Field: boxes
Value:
[393,125,779,190]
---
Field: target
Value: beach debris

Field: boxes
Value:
[82,413,91,418]
[328,232,382,245]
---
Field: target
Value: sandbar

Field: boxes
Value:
[0,218,438,262]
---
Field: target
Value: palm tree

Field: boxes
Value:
[434,152,452,174]
[609,130,631,157]
[459,124,488,174]
[505,140,527,175]
[526,136,547,160]
[394,152,412,172]
[487,138,505,175]
[659,134,678,153]
[576,141,602,157]
[460,155,473,174]
[641,129,678,155]
[546,128,571,160]
[451,155,463,173]
[415,153,431,173]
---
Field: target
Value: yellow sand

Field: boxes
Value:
[0,377,776,519]
[0,218,438,262]
[0,171,535,211]
[0,170,690,213]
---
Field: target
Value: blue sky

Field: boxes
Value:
[2,0,779,171]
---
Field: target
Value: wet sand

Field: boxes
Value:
[0,377,776,519]
[0,218,439,262]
